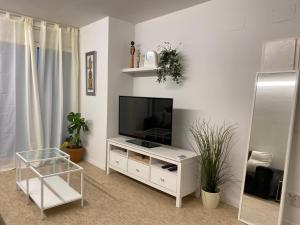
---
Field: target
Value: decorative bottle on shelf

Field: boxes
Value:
[129,41,135,68]
[136,49,141,68]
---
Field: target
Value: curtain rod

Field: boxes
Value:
[0,8,78,29]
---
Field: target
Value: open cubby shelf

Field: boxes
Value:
[128,151,150,165]
[151,159,177,175]
[110,146,127,157]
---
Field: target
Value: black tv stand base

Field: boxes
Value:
[126,139,160,148]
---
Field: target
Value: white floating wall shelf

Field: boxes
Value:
[122,67,157,74]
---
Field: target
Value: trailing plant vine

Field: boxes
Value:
[156,42,183,84]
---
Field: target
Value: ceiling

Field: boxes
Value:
[0,0,209,27]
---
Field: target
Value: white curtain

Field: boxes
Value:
[38,22,64,148]
[0,14,25,170]
[24,18,44,149]
[0,14,79,171]
[38,22,79,148]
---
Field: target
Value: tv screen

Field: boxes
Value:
[119,96,173,145]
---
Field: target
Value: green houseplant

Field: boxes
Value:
[190,120,235,208]
[62,112,89,163]
[156,42,183,84]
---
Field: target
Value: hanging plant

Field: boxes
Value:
[156,42,183,84]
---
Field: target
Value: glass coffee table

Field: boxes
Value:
[16,148,84,218]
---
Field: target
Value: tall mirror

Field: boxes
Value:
[239,71,299,225]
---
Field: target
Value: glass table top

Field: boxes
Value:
[30,157,82,177]
[17,148,69,163]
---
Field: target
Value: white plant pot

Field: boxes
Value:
[201,189,221,209]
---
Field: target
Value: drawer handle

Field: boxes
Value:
[160,178,165,182]
[136,169,140,172]
[115,160,119,164]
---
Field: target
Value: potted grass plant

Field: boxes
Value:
[61,112,89,163]
[190,120,235,209]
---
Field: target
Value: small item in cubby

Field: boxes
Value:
[161,164,175,169]
[168,165,178,172]
[129,153,149,164]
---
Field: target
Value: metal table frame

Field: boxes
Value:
[15,148,84,218]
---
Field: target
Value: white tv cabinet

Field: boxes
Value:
[106,137,200,207]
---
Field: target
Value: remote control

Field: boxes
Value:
[168,165,178,171]
[162,164,175,169]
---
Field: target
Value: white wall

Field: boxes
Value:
[133,0,300,221]
[80,17,109,169]
[80,17,134,170]
[107,18,134,139]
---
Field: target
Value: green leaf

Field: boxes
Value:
[156,42,183,84]
[66,111,89,148]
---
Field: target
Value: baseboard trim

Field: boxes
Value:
[85,158,106,171]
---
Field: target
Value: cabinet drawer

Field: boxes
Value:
[128,159,149,180]
[150,166,177,192]
[110,151,127,171]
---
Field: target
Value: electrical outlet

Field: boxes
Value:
[287,192,300,208]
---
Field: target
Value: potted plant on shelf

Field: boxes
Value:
[156,42,183,84]
[62,112,89,163]
[189,120,235,209]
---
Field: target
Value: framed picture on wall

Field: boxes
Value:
[86,51,97,96]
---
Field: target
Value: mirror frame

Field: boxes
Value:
[238,70,299,225]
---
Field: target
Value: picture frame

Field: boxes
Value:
[86,51,97,96]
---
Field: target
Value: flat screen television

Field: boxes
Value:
[119,96,173,147]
